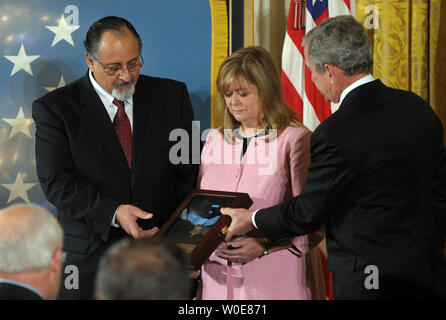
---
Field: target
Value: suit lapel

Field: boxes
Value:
[78,74,130,177]
[131,77,154,172]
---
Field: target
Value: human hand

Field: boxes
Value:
[189,269,201,279]
[216,237,265,264]
[115,204,159,238]
[220,207,255,241]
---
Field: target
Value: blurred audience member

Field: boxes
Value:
[95,237,192,299]
[0,204,64,300]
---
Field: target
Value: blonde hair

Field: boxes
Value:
[216,46,300,139]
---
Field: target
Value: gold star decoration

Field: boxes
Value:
[46,14,80,47]
[2,107,35,139]
[1,172,37,204]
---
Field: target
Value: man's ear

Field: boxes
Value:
[84,52,95,72]
[324,64,332,77]
[325,64,340,78]
[49,248,63,279]
[324,64,342,84]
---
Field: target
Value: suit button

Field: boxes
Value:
[231,168,240,178]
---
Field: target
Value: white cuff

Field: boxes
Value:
[251,209,259,229]
[111,209,120,228]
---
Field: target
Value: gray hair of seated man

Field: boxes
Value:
[95,237,192,300]
[0,204,63,272]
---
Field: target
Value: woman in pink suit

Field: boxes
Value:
[198,46,326,300]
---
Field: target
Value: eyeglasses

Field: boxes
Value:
[97,55,144,75]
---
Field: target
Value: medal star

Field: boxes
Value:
[3,44,40,76]
[190,225,204,237]
[44,76,66,92]
[46,14,80,47]
[1,172,37,204]
[2,107,35,139]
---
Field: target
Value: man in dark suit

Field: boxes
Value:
[222,15,446,299]
[0,204,64,300]
[32,16,198,299]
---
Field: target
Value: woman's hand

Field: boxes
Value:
[216,237,265,264]
[189,269,201,279]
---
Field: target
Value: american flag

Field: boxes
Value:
[281,0,355,130]
[281,0,356,300]
[0,0,213,211]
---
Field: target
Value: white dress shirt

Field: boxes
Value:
[88,70,134,130]
[338,74,375,105]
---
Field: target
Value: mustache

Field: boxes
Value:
[115,79,136,88]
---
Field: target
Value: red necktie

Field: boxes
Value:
[113,99,132,168]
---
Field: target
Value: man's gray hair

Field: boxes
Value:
[0,204,63,272]
[302,15,373,76]
[95,237,192,300]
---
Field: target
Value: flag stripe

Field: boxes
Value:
[281,71,303,118]
[281,33,305,98]
[302,93,321,130]
[328,0,351,16]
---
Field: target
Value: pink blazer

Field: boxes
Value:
[198,125,326,300]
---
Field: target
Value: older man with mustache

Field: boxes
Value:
[32,16,198,299]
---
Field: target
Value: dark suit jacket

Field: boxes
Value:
[256,80,446,299]
[32,73,198,299]
[0,282,43,300]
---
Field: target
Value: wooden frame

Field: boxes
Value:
[157,189,253,270]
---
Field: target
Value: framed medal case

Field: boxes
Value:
[157,189,253,270]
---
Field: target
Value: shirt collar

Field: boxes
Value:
[0,278,44,299]
[339,74,375,105]
[88,69,133,106]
